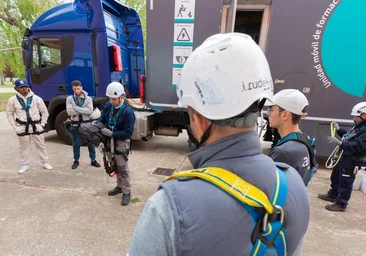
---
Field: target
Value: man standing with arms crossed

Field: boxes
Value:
[66,80,101,169]
[6,78,53,174]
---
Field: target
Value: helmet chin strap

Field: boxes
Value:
[197,122,213,149]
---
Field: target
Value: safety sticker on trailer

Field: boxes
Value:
[173,46,193,68]
[174,0,195,22]
[172,0,196,88]
[172,68,183,89]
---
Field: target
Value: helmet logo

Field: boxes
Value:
[114,92,117,95]
[194,81,205,105]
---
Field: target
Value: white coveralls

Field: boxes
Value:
[6,90,50,165]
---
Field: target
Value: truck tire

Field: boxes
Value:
[55,110,72,145]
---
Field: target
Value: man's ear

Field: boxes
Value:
[282,111,291,122]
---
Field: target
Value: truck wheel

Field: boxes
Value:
[55,110,72,145]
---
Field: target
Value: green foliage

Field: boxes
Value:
[0,0,60,77]
[124,0,147,54]
[0,0,147,78]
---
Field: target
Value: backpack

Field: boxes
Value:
[277,132,318,186]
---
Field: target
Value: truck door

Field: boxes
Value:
[30,37,74,100]
[125,23,144,97]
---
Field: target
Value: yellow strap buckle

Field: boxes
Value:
[330,122,336,137]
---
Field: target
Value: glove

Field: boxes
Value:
[332,122,340,131]
[327,136,341,146]
[101,128,113,137]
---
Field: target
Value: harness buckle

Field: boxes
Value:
[262,205,284,232]
[251,205,285,248]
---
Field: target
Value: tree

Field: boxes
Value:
[124,0,146,54]
[0,0,61,79]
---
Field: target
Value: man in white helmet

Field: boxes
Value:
[267,89,316,186]
[128,33,309,256]
[66,80,101,169]
[318,102,366,212]
[99,82,135,206]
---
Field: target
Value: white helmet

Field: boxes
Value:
[351,102,366,116]
[106,82,125,98]
[90,108,101,120]
[267,89,309,115]
[177,33,273,120]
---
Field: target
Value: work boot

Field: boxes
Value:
[108,186,122,196]
[71,161,79,169]
[317,193,336,203]
[121,193,131,206]
[43,162,53,170]
[325,203,346,212]
[91,160,101,168]
[18,165,29,174]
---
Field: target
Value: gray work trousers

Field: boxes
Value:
[107,140,131,194]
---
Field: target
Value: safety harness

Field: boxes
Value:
[15,95,43,136]
[276,132,318,186]
[165,164,289,256]
[102,103,127,177]
[72,94,86,124]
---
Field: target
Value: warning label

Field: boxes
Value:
[173,46,192,65]
[174,23,194,45]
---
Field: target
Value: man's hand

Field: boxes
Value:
[327,136,341,146]
[332,122,340,131]
[101,128,113,137]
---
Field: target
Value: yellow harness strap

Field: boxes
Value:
[164,167,275,214]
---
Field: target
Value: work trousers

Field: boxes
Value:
[107,140,131,194]
[18,134,49,165]
[72,131,96,162]
[327,164,356,207]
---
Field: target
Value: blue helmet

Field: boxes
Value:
[14,79,29,88]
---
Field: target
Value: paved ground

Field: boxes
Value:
[0,87,15,93]
[0,112,365,255]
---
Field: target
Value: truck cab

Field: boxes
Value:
[21,0,144,144]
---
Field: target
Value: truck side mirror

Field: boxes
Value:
[21,38,29,49]
[22,49,30,68]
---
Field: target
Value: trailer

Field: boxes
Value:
[21,0,366,157]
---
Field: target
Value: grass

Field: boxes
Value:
[0,93,15,112]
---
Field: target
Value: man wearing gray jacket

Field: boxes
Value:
[267,89,312,185]
[128,33,309,256]
[66,80,101,169]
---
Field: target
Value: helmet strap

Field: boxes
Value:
[213,112,258,128]
[197,122,213,148]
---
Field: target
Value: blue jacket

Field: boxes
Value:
[99,101,135,141]
[338,121,366,169]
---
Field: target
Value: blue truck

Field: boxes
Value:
[21,0,147,144]
[21,0,366,157]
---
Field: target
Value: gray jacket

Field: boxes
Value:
[268,140,311,185]
[128,131,310,256]
[66,91,93,122]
